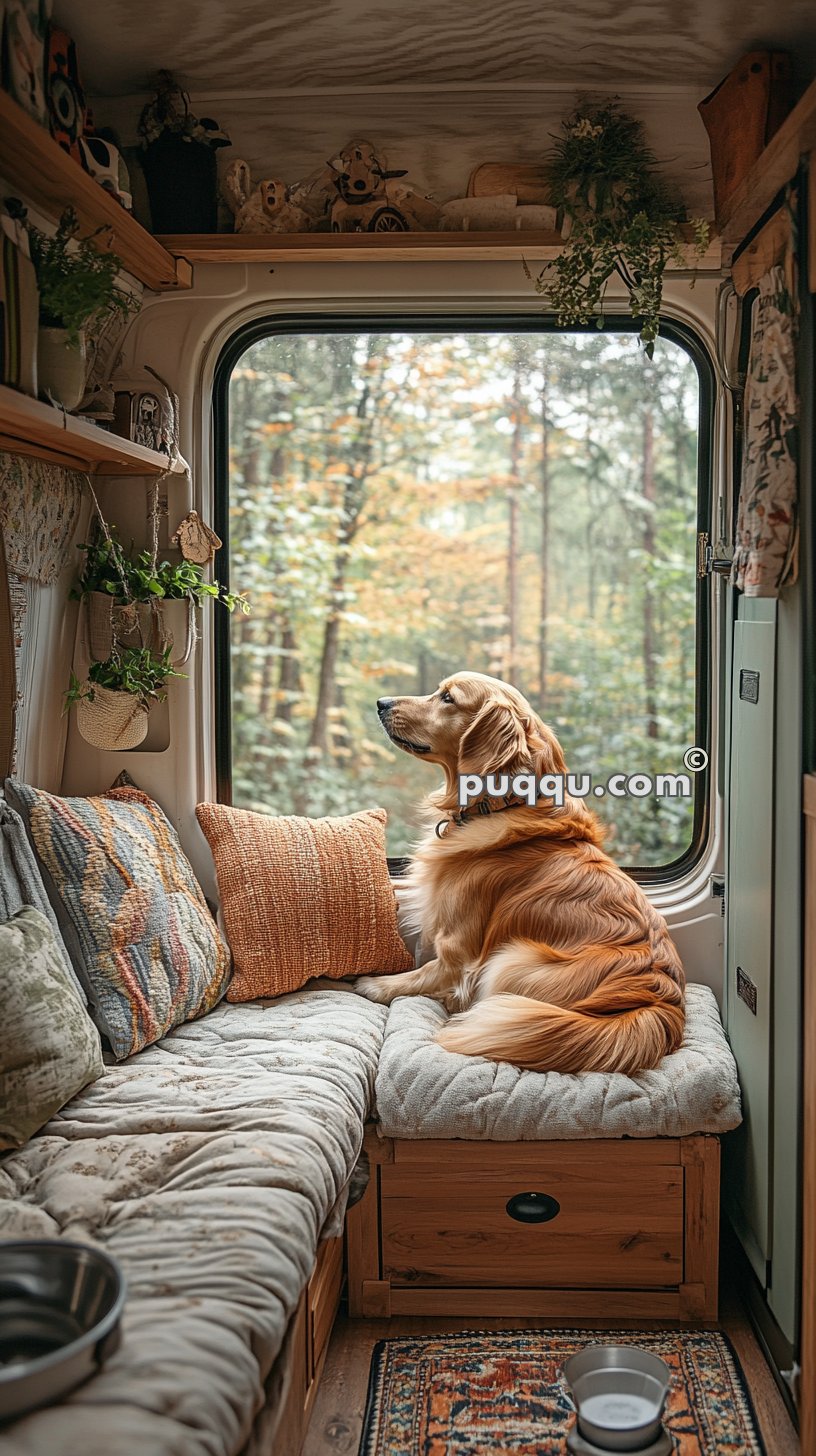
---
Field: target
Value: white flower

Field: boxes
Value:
[570,117,604,140]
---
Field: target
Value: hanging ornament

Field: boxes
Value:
[171,510,222,565]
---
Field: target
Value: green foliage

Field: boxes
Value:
[225,329,700,867]
[72,532,250,613]
[65,646,185,712]
[26,208,139,345]
[527,103,710,356]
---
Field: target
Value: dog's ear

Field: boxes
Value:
[458,700,531,779]
[528,719,567,777]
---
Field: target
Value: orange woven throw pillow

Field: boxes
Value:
[195,803,413,1000]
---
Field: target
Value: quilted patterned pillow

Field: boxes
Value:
[5,781,231,1059]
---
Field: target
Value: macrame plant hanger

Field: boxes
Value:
[83,476,142,662]
[143,362,198,668]
[82,373,198,671]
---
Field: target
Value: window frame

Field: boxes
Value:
[212,310,714,886]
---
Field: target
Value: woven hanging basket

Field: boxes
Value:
[76,685,149,751]
[86,594,166,663]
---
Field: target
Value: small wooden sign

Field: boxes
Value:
[171,510,221,565]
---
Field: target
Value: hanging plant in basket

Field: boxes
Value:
[65,647,185,751]
[72,528,250,663]
[526,102,710,356]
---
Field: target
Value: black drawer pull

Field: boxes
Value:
[506,1191,561,1224]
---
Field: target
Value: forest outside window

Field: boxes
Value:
[217,321,710,873]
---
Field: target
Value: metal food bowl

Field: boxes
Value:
[0,1240,126,1423]
[564,1345,671,1452]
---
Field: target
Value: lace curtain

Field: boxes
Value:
[0,452,86,782]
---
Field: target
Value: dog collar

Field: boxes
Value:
[435,797,528,838]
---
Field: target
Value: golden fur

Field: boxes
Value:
[355,671,685,1074]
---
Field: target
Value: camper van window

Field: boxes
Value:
[214,318,712,879]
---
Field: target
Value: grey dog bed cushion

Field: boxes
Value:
[375,983,741,1140]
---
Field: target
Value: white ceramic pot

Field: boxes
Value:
[37,327,87,410]
[76,685,149,751]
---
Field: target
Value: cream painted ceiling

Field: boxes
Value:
[53,0,816,221]
[56,0,816,95]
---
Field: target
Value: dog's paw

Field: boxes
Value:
[352,975,395,1004]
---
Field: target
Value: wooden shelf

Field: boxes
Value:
[158,229,565,263]
[0,91,190,292]
[158,226,722,270]
[0,386,187,475]
[718,76,816,251]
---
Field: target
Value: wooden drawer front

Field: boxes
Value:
[380,1147,683,1290]
[307,1235,343,1378]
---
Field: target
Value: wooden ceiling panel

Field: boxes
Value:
[55,0,816,96]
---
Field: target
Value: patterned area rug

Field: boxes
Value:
[359,1329,765,1455]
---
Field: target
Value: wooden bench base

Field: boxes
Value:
[347,1131,720,1323]
[275,1234,343,1456]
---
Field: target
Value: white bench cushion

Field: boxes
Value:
[375,983,741,1140]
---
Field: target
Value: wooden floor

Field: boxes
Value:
[304,1284,799,1455]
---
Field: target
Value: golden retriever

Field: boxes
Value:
[355,671,685,1075]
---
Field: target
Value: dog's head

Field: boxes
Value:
[376,672,566,806]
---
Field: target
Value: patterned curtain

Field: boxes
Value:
[731,264,798,597]
[0,453,85,778]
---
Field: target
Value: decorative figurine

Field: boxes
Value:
[222,160,309,233]
[45,25,86,161]
[111,369,175,455]
[327,138,439,233]
[1,0,49,125]
[79,131,133,210]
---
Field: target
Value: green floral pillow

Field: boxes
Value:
[0,906,104,1150]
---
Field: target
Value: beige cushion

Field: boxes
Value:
[0,906,104,1150]
[196,803,413,1000]
[375,983,742,1140]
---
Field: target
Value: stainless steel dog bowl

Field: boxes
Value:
[0,1240,125,1422]
[564,1345,671,1452]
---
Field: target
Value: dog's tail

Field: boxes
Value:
[435,963,685,1075]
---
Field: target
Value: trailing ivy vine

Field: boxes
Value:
[527,102,710,356]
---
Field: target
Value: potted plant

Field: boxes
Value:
[138,71,231,233]
[25,206,138,408]
[73,530,250,663]
[65,646,185,751]
[526,102,710,356]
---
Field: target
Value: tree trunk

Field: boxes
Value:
[308,361,379,753]
[642,405,658,741]
[538,368,551,700]
[507,353,523,684]
[308,556,346,754]
[274,619,302,723]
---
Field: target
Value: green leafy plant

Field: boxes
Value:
[72,532,250,614]
[526,102,710,356]
[65,646,185,713]
[25,207,139,344]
